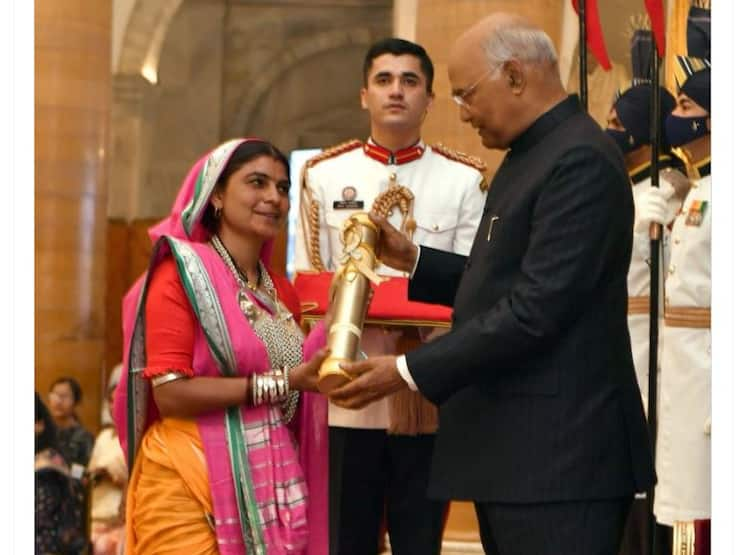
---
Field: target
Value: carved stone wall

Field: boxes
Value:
[223,2,392,153]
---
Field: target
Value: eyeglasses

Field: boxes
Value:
[452,63,504,109]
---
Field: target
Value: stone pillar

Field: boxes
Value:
[108,74,158,221]
[35,0,112,432]
[104,73,160,374]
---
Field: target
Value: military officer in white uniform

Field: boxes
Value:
[604,24,691,555]
[294,38,486,555]
[634,5,712,550]
[605,28,684,413]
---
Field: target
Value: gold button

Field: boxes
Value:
[389,172,397,180]
[432,224,439,231]
[674,239,681,245]
[669,264,676,274]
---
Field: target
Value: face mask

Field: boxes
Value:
[665,114,709,147]
[605,128,636,154]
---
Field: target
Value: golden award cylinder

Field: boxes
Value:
[318,212,380,394]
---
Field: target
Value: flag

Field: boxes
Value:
[644,0,666,56]
[571,0,612,70]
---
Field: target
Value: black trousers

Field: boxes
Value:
[329,426,445,555]
[474,497,633,555]
[617,497,673,555]
[618,497,649,555]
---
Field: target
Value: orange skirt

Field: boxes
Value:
[125,418,218,555]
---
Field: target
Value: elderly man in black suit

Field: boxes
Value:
[329,12,655,555]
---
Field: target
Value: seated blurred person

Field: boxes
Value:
[87,366,127,555]
[48,376,94,551]
[48,376,95,474]
[36,392,88,555]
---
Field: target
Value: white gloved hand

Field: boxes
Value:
[634,183,676,234]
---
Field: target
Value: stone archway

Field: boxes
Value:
[116,0,184,78]
[225,27,377,137]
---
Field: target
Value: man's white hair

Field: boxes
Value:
[481,21,558,68]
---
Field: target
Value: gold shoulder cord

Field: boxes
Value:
[672,146,701,181]
[300,140,363,272]
[371,184,416,241]
[300,170,325,271]
[431,142,489,192]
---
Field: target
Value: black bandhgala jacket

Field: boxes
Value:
[407,95,655,503]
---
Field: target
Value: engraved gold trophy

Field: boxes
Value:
[317,212,384,394]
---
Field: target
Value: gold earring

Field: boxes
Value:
[214,205,222,219]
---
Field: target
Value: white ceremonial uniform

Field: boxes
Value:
[294,139,486,429]
[627,173,674,411]
[653,171,711,525]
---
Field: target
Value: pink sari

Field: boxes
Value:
[112,139,328,554]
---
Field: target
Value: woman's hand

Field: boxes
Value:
[289,348,330,392]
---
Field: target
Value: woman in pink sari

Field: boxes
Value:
[113,138,329,555]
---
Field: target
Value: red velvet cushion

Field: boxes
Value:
[293,271,452,326]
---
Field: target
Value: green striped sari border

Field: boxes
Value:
[166,238,266,554]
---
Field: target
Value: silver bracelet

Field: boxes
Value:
[283,366,290,396]
[151,371,188,388]
[254,374,262,407]
[262,375,270,404]
[250,370,292,407]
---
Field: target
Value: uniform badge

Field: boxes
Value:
[685,199,708,226]
[333,186,364,210]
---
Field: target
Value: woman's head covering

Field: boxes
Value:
[146,137,275,264]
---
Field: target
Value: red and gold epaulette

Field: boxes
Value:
[305,139,363,169]
[430,143,489,191]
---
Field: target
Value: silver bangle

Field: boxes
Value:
[151,371,188,388]
[250,370,292,406]
[262,375,270,404]
[283,366,290,395]
[254,374,262,407]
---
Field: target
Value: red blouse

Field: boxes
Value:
[142,257,303,379]
[143,259,196,378]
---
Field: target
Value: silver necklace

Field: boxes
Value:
[210,234,260,290]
